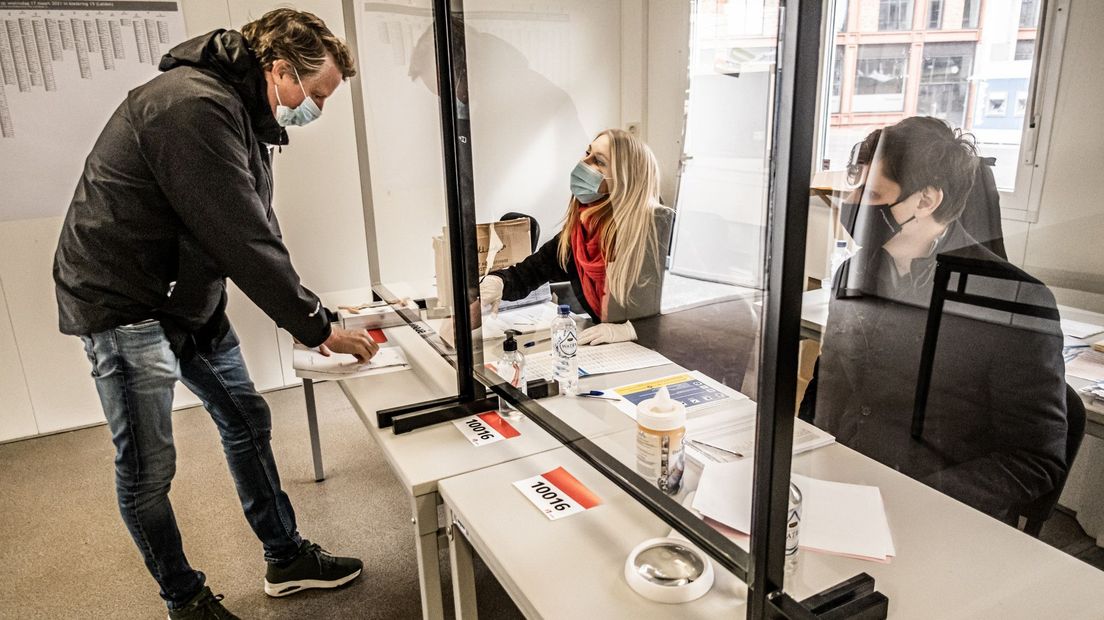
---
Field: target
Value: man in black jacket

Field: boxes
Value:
[53,10,374,618]
[803,117,1068,524]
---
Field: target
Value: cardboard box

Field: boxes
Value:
[434,219,533,311]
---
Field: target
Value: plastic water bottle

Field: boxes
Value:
[551,304,579,395]
[785,481,803,570]
[824,239,849,290]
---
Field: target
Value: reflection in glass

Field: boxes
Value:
[804,117,1067,524]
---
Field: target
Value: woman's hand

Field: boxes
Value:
[578,321,636,346]
[480,275,504,314]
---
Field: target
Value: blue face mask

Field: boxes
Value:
[570,161,608,204]
[274,66,321,127]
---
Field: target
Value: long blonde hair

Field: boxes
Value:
[556,128,662,305]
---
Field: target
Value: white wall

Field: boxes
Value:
[0,0,369,442]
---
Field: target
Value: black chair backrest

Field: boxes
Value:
[958,156,1008,260]
[499,212,540,253]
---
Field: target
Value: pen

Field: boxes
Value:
[687,439,744,458]
[523,336,551,348]
[578,390,620,401]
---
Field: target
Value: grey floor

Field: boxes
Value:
[0,382,523,620]
[2,352,1101,618]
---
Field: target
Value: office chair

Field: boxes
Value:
[958,156,1008,260]
[1021,384,1086,537]
[499,212,540,253]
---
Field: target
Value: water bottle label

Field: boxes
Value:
[554,331,578,358]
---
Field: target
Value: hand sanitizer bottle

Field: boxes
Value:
[496,330,527,419]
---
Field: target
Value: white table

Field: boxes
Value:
[441,431,1104,619]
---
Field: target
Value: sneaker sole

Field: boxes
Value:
[263,568,363,597]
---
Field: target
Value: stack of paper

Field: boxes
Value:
[481,302,559,339]
[525,341,672,381]
[1081,381,1104,405]
[691,459,895,562]
[292,345,409,379]
[685,415,835,463]
[1061,318,1104,340]
[1067,350,1104,382]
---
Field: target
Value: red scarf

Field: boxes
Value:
[571,208,607,320]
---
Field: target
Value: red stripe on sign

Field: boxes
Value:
[477,411,520,438]
[542,466,601,509]
[368,329,388,343]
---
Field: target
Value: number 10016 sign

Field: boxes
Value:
[513,466,602,521]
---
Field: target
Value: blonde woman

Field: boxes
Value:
[481,128,673,345]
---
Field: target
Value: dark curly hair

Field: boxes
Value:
[241,8,355,80]
[856,117,979,223]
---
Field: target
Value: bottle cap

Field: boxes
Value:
[637,387,686,431]
[558,304,571,315]
[503,329,519,352]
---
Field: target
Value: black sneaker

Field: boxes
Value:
[167,586,240,620]
[264,540,363,597]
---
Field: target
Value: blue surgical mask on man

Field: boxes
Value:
[570,161,608,204]
[274,66,321,127]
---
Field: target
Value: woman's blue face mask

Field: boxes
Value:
[570,161,608,204]
[274,66,321,127]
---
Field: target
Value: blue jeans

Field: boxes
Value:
[81,321,301,609]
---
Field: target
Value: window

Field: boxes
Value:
[819,0,1070,220]
[961,0,980,28]
[1020,0,1041,28]
[928,0,944,29]
[830,45,844,113]
[917,42,975,127]
[879,0,914,31]
[1015,39,1035,61]
[853,44,909,112]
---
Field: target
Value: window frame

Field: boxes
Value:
[813,0,1071,224]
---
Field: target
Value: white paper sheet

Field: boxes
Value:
[525,341,672,381]
[1061,318,1104,340]
[292,345,408,376]
[685,416,835,463]
[1067,350,1104,382]
[691,460,894,561]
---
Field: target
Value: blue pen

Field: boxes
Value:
[523,336,551,348]
[579,390,620,401]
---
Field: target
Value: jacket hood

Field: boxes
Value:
[159,29,288,145]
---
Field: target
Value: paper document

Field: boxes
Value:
[685,416,834,463]
[482,302,559,339]
[1067,350,1104,382]
[692,460,894,562]
[1061,318,1104,340]
[292,345,408,377]
[525,341,672,381]
[610,371,747,419]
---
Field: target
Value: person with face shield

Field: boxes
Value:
[802,117,1067,525]
[53,9,373,618]
[479,128,674,345]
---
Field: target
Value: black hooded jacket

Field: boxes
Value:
[53,30,332,354]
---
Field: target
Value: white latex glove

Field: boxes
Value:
[480,275,504,314]
[578,321,636,346]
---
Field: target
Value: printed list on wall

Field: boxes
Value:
[0,1,185,221]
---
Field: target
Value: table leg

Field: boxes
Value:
[447,507,478,619]
[412,492,445,620]
[303,378,325,482]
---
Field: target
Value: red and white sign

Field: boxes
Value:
[452,411,520,447]
[513,466,602,521]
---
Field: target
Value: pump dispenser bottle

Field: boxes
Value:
[496,330,527,419]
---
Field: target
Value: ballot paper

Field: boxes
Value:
[685,415,835,463]
[610,371,746,419]
[292,345,409,379]
[1067,350,1104,382]
[692,459,895,562]
[525,341,673,381]
[482,302,559,339]
[1061,318,1104,340]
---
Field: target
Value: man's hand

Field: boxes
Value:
[323,327,380,363]
[480,275,504,315]
[578,321,637,346]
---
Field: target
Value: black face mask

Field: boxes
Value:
[840,193,915,240]
[836,192,916,297]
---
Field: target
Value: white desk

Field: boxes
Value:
[441,432,1104,619]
